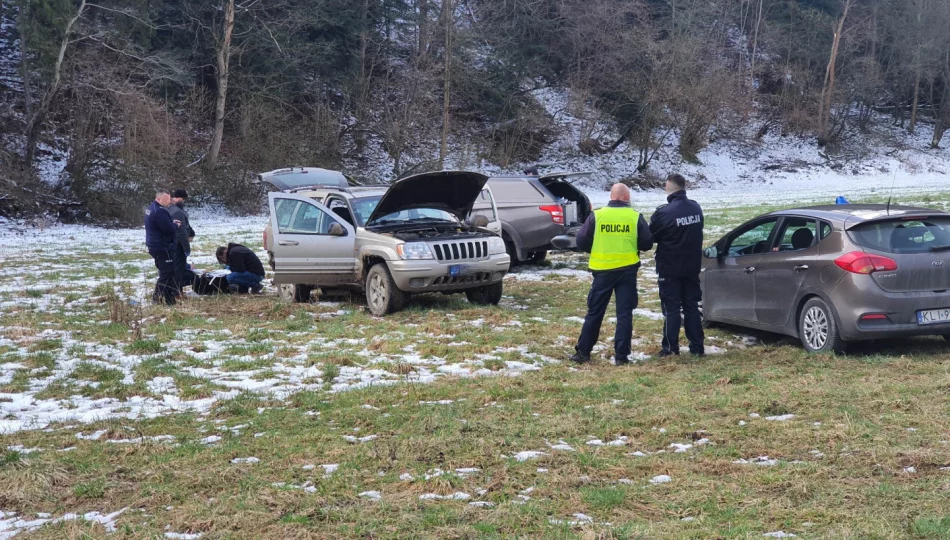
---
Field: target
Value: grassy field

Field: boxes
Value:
[2,193,950,539]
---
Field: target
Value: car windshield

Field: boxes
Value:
[350,196,459,227]
[849,217,950,254]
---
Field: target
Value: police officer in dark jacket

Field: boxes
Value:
[167,189,196,295]
[144,189,180,305]
[649,174,705,356]
[572,184,654,366]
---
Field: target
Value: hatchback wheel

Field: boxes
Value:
[366,264,405,316]
[799,297,846,354]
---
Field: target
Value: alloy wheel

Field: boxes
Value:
[369,273,386,311]
[803,306,829,351]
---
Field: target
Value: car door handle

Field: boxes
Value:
[794,264,809,271]
[278,240,299,246]
[745,266,756,274]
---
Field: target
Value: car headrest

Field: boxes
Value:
[791,228,814,250]
[890,226,927,250]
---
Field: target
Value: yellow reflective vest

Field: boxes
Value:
[589,206,641,271]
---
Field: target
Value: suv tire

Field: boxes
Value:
[528,251,547,264]
[279,284,313,303]
[799,297,846,354]
[466,282,503,306]
[366,264,406,316]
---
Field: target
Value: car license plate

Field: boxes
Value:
[449,265,462,277]
[917,308,950,325]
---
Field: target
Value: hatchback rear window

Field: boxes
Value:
[849,218,950,254]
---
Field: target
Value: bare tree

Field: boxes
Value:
[23,0,87,168]
[204,0,235,171]
[438,0,452,169]
[817,0,853,146]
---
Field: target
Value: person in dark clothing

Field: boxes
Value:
[144,189,181,305]
[649,173,705,357]
[167,189,196,296]
[572,184,654,366]
[215,244,265,294]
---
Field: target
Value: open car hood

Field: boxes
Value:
[367,171,489,225]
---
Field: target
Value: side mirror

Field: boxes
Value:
[467,214,490,228]
[329,223,346,237]
[703,246,719,259]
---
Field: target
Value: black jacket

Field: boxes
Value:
[576,200,654,272]
[649,190,704,277]
[144,200,177,252]
[166,203,195,249]
[226,243,266,277]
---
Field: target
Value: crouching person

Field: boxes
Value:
[215,243,265,294]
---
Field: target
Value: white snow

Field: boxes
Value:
[763,532,797,538]
[230,457,260,464]
[419,492,471,501]
[358,491,382,501]
[0,507,127,538]
[733,456,779,466]
[513,451,547,462]
[165,533,203,540]
[586,436,629,447]
[321,464,339,477]
[765,414,795,422]
[649,475,672,484]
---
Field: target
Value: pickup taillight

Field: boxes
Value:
[539,205,565,225]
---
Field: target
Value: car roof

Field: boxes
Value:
[769,204,946,225]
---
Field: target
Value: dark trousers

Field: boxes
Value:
[226,271,264,291]
[576,266,639,360]
[149,248,178,305]
[173,243,194,293]
[659,274,704,355]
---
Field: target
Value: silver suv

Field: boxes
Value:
[263,171,510,315]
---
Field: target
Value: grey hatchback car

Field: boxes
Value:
[702,204,950,353]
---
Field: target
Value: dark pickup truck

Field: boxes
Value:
[486,172,592,263]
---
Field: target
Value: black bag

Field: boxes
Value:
[192,272,230,295]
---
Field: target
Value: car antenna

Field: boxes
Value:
[886,172,897,216]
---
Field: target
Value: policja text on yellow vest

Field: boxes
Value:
[588,206,641,271]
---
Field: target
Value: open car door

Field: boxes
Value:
[267,192,358,286]
[469,186,503,235]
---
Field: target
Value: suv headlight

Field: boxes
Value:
[397,242,434,260]
[488,236,507,255]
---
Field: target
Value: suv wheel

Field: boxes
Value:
[465,282,503,305]
[366,264,406,316]
[278,284,313,303]
[799,297,846,354]
[528,251,547,264]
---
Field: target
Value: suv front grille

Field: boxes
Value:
[431,240,489,261]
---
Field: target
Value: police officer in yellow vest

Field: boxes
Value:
[572,184,654,365]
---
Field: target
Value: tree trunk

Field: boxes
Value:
[17,0,32,122]
[817,0,851,146]
[205,0,235,171]
[417,0,428,60]
[909,71,921,134]
[438,0,452,169]
[749,0,764,87]
[23,0,86,168]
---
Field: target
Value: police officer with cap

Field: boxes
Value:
[649,174,705,357]
[571,183,653,365]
